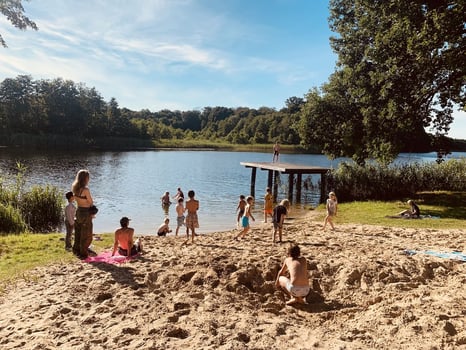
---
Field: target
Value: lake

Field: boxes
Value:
[0,148,464,234]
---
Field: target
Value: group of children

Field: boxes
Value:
[157,189,200,245]
[234,188,289,243]
[233,188,339,243]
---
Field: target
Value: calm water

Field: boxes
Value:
[0,148,464,234]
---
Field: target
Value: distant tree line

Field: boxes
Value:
[0,75,306,148]
[1,75,454,154]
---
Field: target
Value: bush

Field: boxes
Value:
[19,185,64,233]
[0,203,28,234]
[329,159,466,201]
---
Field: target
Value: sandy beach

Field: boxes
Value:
[0,211,465,349]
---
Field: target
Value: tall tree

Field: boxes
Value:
[0,0,38,47]
[300,0,465,164]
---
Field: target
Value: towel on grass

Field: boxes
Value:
[385,215,440,219]
[404,249,466,262]
[83,251,139,264]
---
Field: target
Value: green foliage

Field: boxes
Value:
[0,203,27,233]
[329,159,466,201]
[299,0,465,165]
[0,163,63,233]
[0,0,38,48]
[19,185,64,233]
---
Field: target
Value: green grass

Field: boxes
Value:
[0,232,114,294]
[315,191,466,230]
[155,139,306,152]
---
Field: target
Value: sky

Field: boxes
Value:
[0,0,465,139]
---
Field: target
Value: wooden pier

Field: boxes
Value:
[240,161,330,204]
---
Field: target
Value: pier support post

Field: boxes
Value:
[288,174,294,202]
[250,167,257,198]
[273,171,279,202]
[296,173,302,203]
[320,173,326,203]
[267,170,273,191]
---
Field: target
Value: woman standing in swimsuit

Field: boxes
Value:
[72,169,94,259]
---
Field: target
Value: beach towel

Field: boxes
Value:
[385,215,440,219]
[83,251,139,264]
[404,249,466,262]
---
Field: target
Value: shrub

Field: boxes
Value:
[19,185,64,233]
[0,203,28,234]
[329,158,466,201]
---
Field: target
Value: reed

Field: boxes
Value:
[0,163,63,233]
[329,159,466,201]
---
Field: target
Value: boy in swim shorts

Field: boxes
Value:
[235,196,255,240]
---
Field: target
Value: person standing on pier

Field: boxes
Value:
[272,141,280,162]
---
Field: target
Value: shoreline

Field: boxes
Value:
[1,212,465,349]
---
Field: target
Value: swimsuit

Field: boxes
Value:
[177,215,185,227]
[186,212,199,229]
[118,244,141,256]
[286,281,310,297]
[241,216,249,228]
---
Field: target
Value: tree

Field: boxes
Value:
[300,0,466,164]
[0,0,38,47]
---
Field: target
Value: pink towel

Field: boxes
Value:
[83,251,139,264]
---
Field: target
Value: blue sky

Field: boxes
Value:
[0,0,465,138]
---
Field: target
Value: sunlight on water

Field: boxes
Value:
[1,149,465,234]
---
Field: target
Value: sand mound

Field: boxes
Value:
[0,213,465,349]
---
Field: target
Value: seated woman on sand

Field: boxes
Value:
[398,199,420,218]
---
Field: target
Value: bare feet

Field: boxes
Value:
[286,297,305,305]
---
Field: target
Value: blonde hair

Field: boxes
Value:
[72,169,89,195]
[280,199,290,209]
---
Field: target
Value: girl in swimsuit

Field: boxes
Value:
[72,169,94,259]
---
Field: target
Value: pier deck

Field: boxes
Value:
[240,161,330,204]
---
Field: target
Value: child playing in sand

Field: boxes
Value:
[175,197,185,236]
[235,196,255,240]
[272,199,291,243]
[323,191,338,230]
[184,190,199,244]
[264,187,273,223]
[275,244,310,305]
[236,194,247,227]
[157,217,172,236]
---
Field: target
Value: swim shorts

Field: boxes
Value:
[241,216,249,228]
[286,281,310,297]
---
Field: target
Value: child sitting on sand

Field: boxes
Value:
[157,217,172,236]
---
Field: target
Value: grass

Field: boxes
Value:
[0,232,113,294]
[315,191,466,230]
[0,191,464,293]
[155,139,306,153]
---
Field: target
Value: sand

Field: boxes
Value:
[0,211,465,349]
